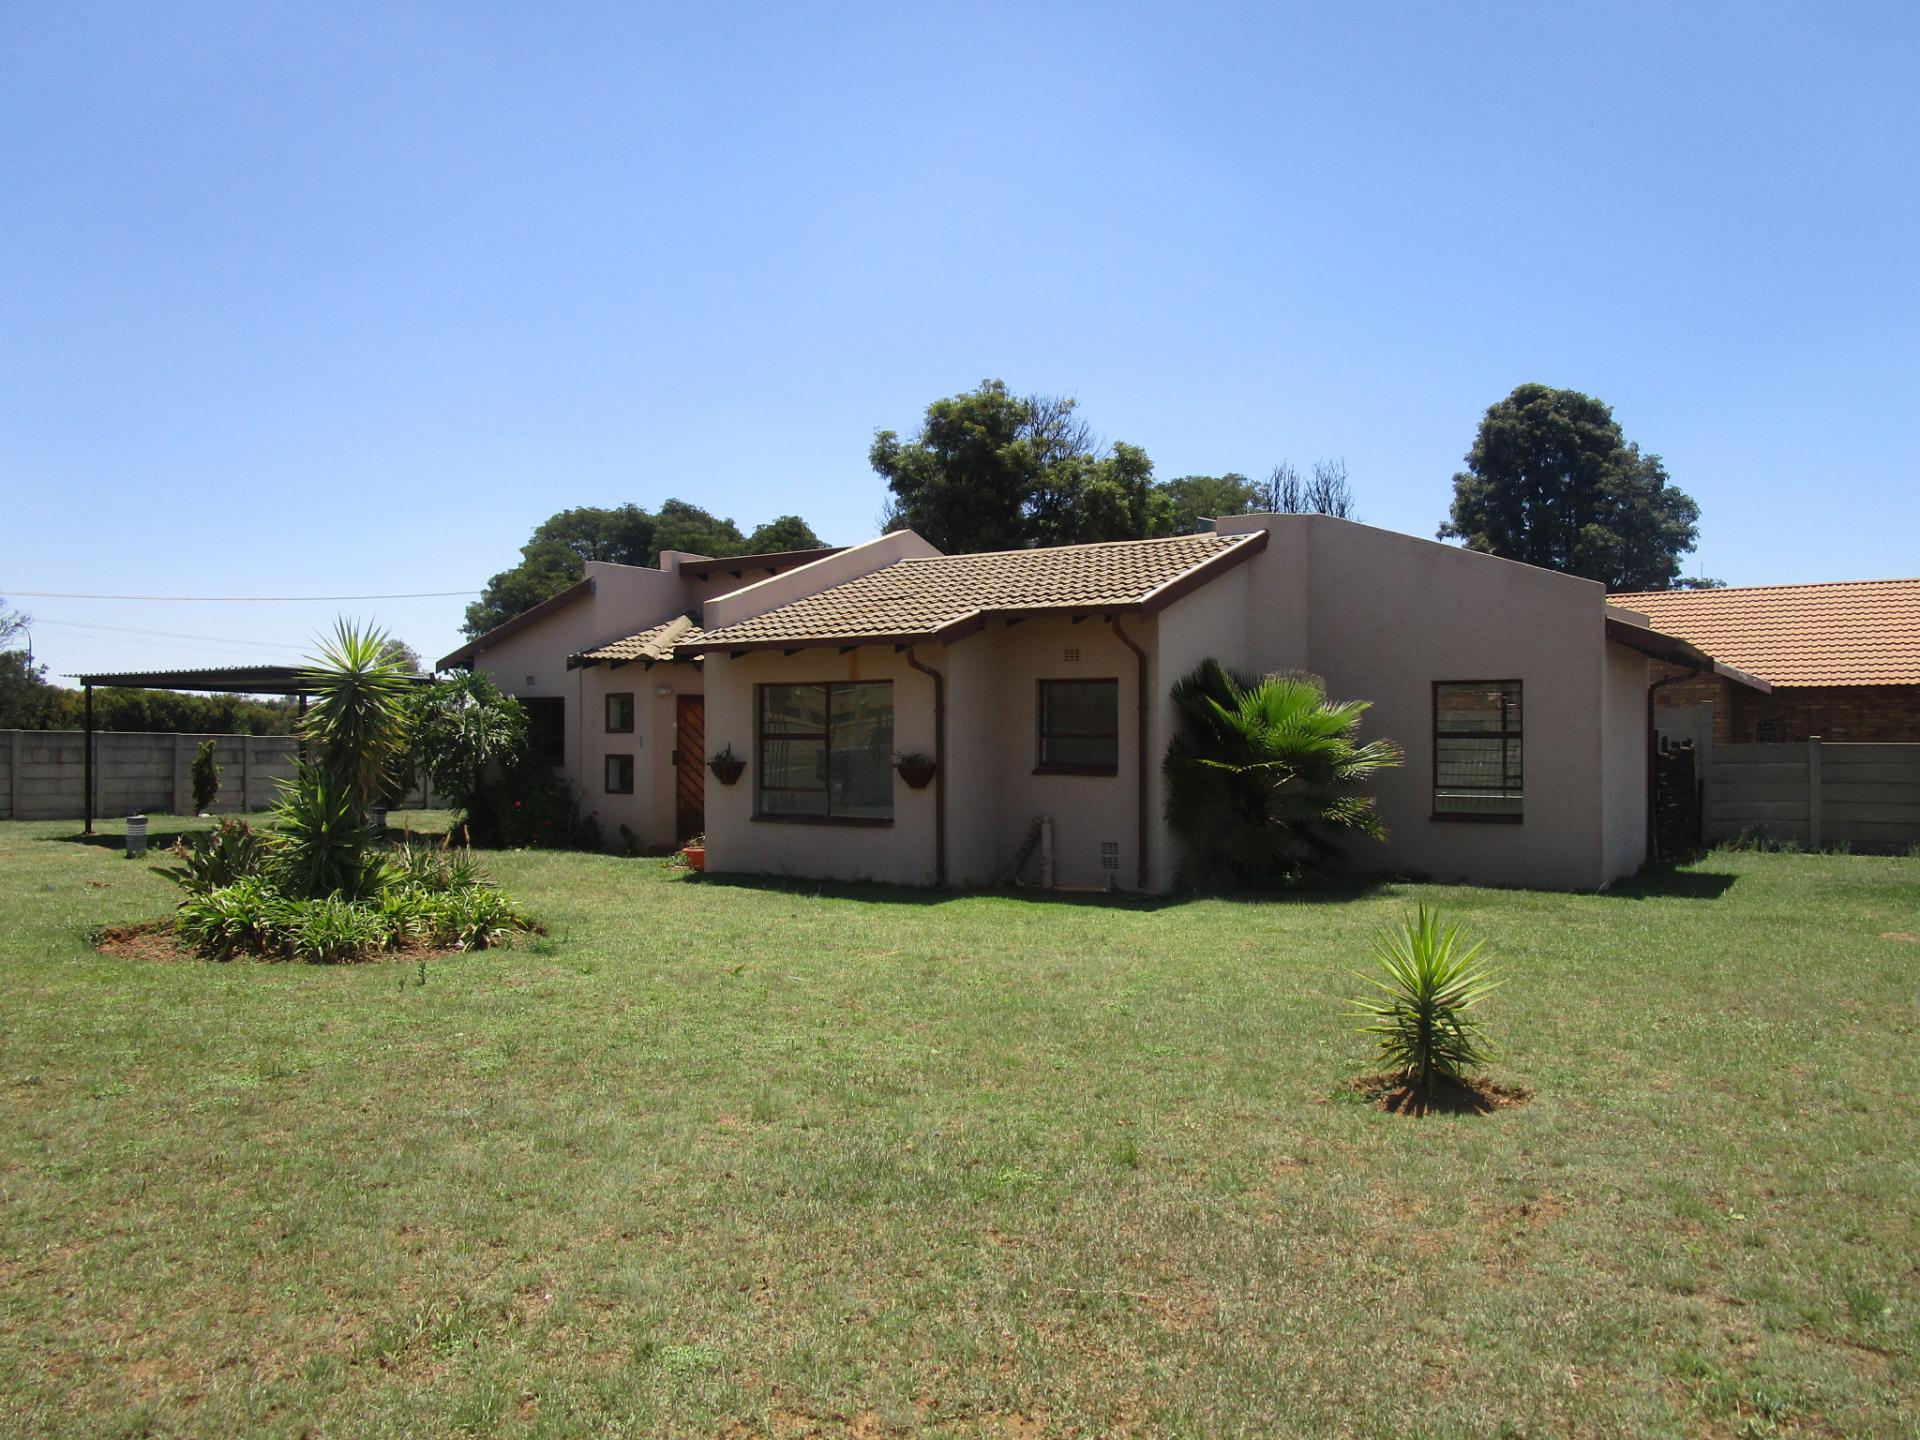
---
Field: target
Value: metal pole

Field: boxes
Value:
[83,683,94,836]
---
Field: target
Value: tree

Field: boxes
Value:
[872,380,1155,552]
[1439,384,1701,591]
[1163,659,1402,886]
[651,499,747,561]
[399,670,528,820]
[1147,473,1265,536]
[298,620,415,813]
[1260,459,1356,517]
[746,514,825,553]
[190,739,222,814]
[464,500,820,637]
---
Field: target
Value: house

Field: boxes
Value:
[1608,579,1920,743]
[445,515,1755,891]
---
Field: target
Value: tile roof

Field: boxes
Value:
[575,614,699,666]
[683,531,1265,653]
[1608,579,1920,687]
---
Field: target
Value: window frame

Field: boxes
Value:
[605,691,634,734]
[1431,679,1524,824]
[604,752,634,794]
[1034,677,1122,776]
[753,680,895,826]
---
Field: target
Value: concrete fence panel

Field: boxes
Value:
[0,731,433,822]
[1705,738,1920,852]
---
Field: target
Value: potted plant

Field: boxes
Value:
[680,834,707,871]
[894,751,937,789]
[708,745,745,785]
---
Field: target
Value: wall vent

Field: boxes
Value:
[1100,840,1120,870]
[1063,647,1081,663]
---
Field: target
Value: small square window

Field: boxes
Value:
[605,753,634,794]
[606,692,634,733]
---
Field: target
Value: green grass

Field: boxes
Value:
[1,816,1916,1438]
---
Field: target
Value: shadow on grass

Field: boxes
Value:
[1599,866,1739,901]
[48,826,206,853]
[684,869,1403,912]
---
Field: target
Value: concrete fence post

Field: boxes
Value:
[241,738,253,812]
[173,736,188,815]
[1807,736,1823,850]
[8,730,20,821]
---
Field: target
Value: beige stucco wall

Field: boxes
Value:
[1601,642,1650,881]
[702,646,941,885]
[1215,514,1643,889]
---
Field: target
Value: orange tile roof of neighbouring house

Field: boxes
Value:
[1608,579,1920,687]
[681,531,1267,653]
[572,614,699,666]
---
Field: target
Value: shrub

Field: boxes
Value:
[280,895,391,964]
[157,818,277,896]
[389,840,487,894]
[1164,659,1401,886]
[428,886,529,951]
[177,877,289,960]
[1351,906,1500,1093]
[190,739,221,814]
[399,671,528,818]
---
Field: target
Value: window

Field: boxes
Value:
[1037,679,1119,774]
[605,692,634,733]
[1433,681,1522,820]
[521,696,565,767]
[605,753,634,794]
[756,681,894,822]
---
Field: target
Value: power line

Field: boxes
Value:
[31,619,312,653]
[3,588,479,602]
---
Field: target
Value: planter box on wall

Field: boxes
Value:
[896,761,937,789]
[709,758,745,785]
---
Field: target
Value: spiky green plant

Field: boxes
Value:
[271,764,385,900]
[1164,659,1402,885]
[1352,906,1500,1093]
[299,619,415,814]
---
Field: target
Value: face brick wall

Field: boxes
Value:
[1652,663,1920,742]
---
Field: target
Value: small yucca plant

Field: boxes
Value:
[1352,906,1499,1093]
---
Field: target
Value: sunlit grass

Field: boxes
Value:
[1,815,1915,1437]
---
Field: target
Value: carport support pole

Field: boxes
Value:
[83,683,94,836]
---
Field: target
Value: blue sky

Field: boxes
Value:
[4,1,1915,679]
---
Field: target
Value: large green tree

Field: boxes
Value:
[1148,473,1265,536]
[1438,384,1701,591]
[464,500,819,637]
[872,381,1156,552]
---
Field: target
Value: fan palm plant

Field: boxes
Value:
[1163,659,1402,885]
[299,619,415,814]
[1352,905,1500,1093]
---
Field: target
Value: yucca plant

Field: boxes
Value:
[1352,905,1500,1093]
[1164,658,1402,885]
[300,619,415,814]
[272,764,385,900]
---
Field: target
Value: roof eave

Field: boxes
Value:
[1605,615,1773,692]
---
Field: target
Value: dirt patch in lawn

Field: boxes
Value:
[1350,1071,1533,1117]
[1882,931,1919,943]
[90,920,500,966]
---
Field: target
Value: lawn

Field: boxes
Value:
[0,816,1915,1438]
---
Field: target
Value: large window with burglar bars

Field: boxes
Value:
[756,681,894,823]
[1432,681,1523,820]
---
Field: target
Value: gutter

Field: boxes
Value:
[1109,616,1150,892]
[903,646,947,887]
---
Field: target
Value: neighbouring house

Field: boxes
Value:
[1608,579,1920,743]
[443,516,1758,891]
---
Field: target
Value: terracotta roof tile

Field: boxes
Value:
[1608,579,1920,687]
[576,614,699,665]
[685,532,1261,652]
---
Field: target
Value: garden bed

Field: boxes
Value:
[89,918,526,966]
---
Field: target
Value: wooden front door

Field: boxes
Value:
[673,695,705,841]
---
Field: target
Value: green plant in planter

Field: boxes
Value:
[190,739,221,814]
[1351,906,1500,1094]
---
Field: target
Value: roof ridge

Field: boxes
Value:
[1614,577,1920,599]
[894,531,1247,566]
